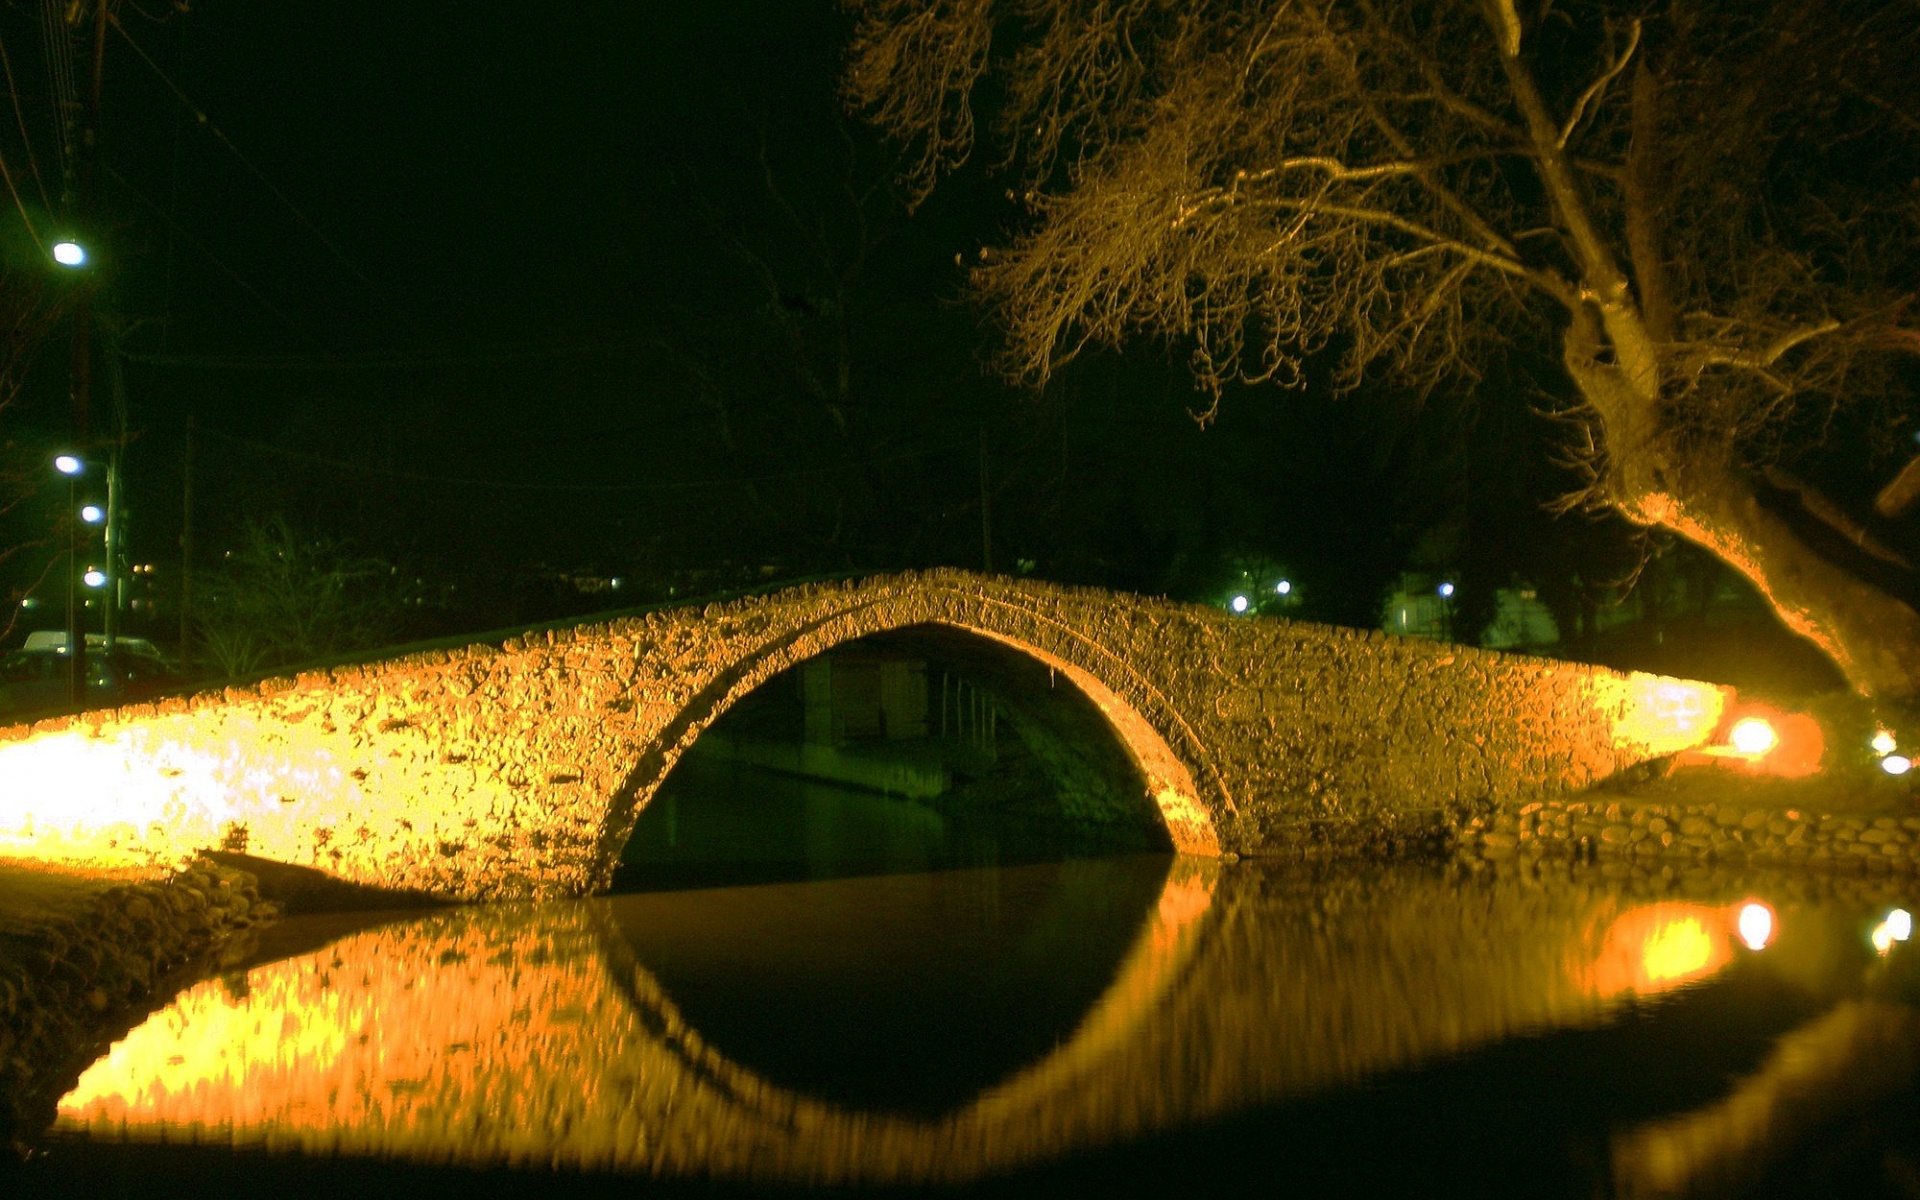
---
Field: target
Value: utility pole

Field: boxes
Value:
[63,0,111,704]
[179,413,194,668]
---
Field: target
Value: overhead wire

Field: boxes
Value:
[37,0,76,199]
[0,134,40,245]
[102,161,314,343]
[0,33,51,211]
[108,13,423,335]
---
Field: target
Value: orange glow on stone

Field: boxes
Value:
[1682,704,1825,777]
[1590,675,1729,758]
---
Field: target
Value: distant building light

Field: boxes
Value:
[51,240,86,267]
[1882,754,1912,777]
[1437,581,1455,598]
[82,568,107,588]
[80,504,104,524]
[1230,594,1250,614]
[18,598,35,609]
[1275,580,1291,595]
[611,577,624,591]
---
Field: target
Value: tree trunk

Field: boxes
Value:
[1621,450,1920,703]
[1561,308,1920,705]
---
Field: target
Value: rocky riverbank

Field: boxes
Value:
[1454,792,1920,875]
[0,859,277,1151]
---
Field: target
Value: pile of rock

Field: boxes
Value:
[0,859,276,1150]
[1455,799,1920,873]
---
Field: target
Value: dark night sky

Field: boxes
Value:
[8,2,1051,617]
[0,0,1665,648]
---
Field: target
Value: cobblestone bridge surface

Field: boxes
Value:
[0,571,1728,900]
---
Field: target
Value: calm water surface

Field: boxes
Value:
[9,847,1920,1197]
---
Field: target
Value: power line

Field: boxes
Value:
[0,32,50,212]
[194,426,974,494]
[37,0,76,200]
[0,114,40,245]
[102,161,313,343]
[108,13,420,334]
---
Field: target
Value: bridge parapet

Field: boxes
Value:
[0,571,1728,899]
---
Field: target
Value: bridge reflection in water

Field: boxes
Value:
[50,857,1918,1191]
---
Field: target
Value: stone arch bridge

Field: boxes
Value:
[0,571,1728,899]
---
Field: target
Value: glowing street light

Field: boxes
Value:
[1728,717,1779,757]
[54,454,83,475]
[1230,594,1250,614]
[1872,729,1898,756]
[82,568,107,589]
[1275,579,1292,595]
[1437,581,1456,598]
[1882,754,1913,777]
[80,504,104,524]
[51,240,87,268]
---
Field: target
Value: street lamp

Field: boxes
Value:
[51,239,87,268]
[51,450,122,705]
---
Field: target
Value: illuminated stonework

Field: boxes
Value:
[0,571,1730,899]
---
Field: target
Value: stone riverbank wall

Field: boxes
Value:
[0,571,1733,901]
[0,859,274,1144]
[1455,798,1920,875]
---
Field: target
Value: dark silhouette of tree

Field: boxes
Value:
[192,514,402,678]
[845,0,1920,705]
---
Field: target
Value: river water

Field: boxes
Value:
[9,781,1920,1197]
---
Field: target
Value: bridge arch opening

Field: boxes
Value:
[610,622,1196,893]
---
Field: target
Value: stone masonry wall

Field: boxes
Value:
[1456,798,1920,875]
[0,571,1729,900]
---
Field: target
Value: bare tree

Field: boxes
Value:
[193,514,403,678]
[845,0,1920,705]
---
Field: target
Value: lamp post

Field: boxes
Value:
[54,450,120,706]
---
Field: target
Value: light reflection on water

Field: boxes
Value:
[39,857,1920,1195]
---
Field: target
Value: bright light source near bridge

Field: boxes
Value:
[1683,704,1823,777]
[1883,755,1913,777]
[51,240,86,267]
[1229,595,1249,614]
[1728,717,1778,756]
[1736,902,1774,951]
